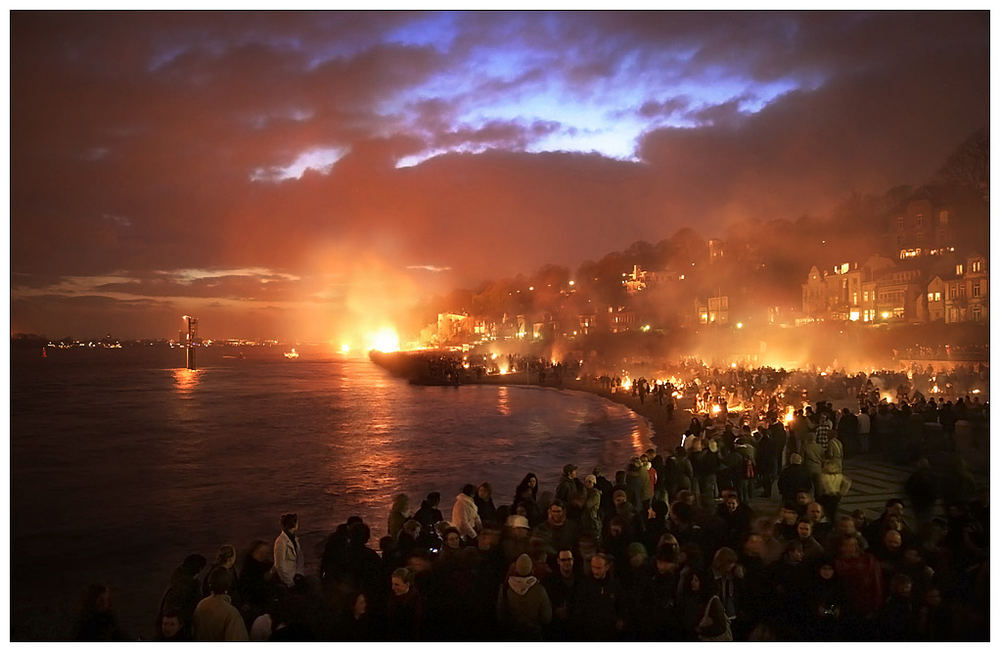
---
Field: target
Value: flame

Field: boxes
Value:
[367,328,400,352]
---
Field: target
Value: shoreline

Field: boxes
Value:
[369,351,690,451]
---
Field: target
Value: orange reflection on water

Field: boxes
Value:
[172,368,203,394]
[497,386,511,416]
[631,424,644,455]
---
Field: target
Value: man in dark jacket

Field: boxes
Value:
[760,416,787,498]
[838,408,860,457]
[532,500,581,556]
[638,547,682,640]
[556,464,584,513]
[572,553,624,640]
[777,454,813,505]
[543,548,580,641]
[414,492,444,531]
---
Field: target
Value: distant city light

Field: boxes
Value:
[735,322,743,329]
[568,280,575,286]
[641,324,651,332]
[528,286,534,291]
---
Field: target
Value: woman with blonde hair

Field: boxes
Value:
[388,494,411,540]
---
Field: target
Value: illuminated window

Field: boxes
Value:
[956,264,964,275]
[971,260,982,273]
[852,292,858,305]
[927,292,934,302]
[863,290,869,302]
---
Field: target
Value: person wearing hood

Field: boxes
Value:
[158,553,207,638]
[496,553,552,640]
[451,484,482,542]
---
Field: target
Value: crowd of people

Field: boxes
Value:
[75,391,987,641]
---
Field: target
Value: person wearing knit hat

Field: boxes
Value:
[497,553,552,639]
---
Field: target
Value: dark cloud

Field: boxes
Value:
[433,119,561,150]
[638,96,690,119]
[12,273,67,289]
[10,11,988,338]
[94,274,303,301]
[686,97,749,127]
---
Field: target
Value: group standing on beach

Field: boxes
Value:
[76,395,986,641]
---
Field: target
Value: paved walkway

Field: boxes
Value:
[749,451,989,520]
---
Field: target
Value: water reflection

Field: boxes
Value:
[631,424,645,455]
[172,368,202,395]
[497,386,511,416]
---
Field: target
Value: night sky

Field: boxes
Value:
[11,11,988,341]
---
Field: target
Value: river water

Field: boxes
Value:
[10,346,653,640]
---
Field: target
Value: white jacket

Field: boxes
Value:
[451,493,482,539]
[273,530,304,587]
